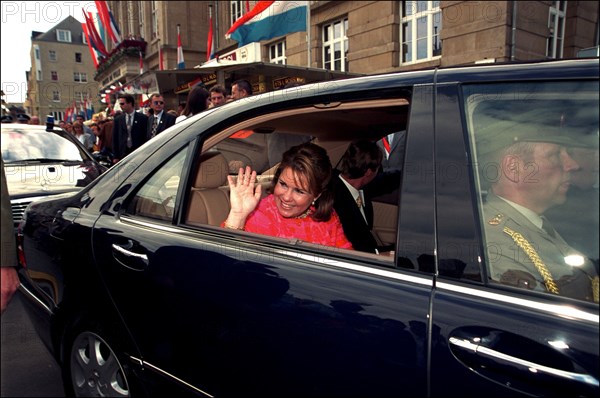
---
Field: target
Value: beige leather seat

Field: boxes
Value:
[186,151,231,226]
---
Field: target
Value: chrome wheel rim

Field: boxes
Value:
[70,331,130,397]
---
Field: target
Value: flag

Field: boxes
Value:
[86,95,94,120]
[226,1,307,47]
[177,24,185,69]
[159,46,164,70]
[95,1,121,46]
[83,11,108,57]
[207,6,215,61]
[95,13,106,47]
[81,22,99,68]
[139,50,144,74]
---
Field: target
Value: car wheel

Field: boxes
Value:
[65,329,131,397]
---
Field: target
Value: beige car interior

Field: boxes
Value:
[187,98,409,251]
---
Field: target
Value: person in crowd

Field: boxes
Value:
[377,130,406,172]
[478,125,598,302]
[29,116,40,125]
[332,140,385,254]
[167,109,178,117]
[147,93,176,138]
[100,118,114,156]
[16,114,30,124]
[64,122,73,134]
[176,86,210,123]
[222,142,352,249]
[72,120,95,151]
[209,85,228,108]
[177,103,185,116]
[111,94,148,163]
[89,122,101,152]
[231,79,252,100]
[76,112,94,137]
[1,158,20,314]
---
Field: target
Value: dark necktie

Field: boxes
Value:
[126,114,133,148]
[151,116,158,137]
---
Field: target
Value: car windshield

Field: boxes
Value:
[1,129,87,163]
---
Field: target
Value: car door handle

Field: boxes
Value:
[449,337,599,387]
[112,241,148,270]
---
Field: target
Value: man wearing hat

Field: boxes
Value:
[477,121,598,303]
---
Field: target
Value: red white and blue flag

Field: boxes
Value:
[95,1,121,46]
[177,25,185,69]
[207,6,215,61]
[226,1,307,47]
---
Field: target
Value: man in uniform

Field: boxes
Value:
[477,120,598,303]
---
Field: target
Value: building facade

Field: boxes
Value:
[96,1,598,108]
[25,16,102,121]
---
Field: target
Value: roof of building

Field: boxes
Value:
[31,15,85,44]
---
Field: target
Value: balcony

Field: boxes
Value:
[95,38,147,85]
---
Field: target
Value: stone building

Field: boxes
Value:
[97,1,598,108]
[25,16,101,121]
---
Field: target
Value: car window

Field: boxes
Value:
[125,149,187,221]
[464,80,599,303]
[1,129,85,162]
[185,98,410,265]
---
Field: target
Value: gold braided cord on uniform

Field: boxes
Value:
[592,276,599,303]
[502,226,560,295]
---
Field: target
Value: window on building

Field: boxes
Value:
[322,18,349,72]
[56,29,72,43]
[400,1,442,64]
[52,91,60,102]
[35,47,40,60]
[36,70,42,81]
[51,71,58,81]
[75,91,85,102]
[151,1,158,38]
[49,50,56,61]
[51,111,64,122]
[75,52,82,63]
[74,72,88,83]
[230,1,244,27]
[269,41,286,64]
[547,1,567,59]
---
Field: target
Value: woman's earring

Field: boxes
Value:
[312,200,316,206]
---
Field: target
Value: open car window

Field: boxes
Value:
[184,98,411,265]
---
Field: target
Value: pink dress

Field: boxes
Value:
[243,195,353,249]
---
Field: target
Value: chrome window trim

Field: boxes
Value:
[437,281,599,323]
[18,283,53,316]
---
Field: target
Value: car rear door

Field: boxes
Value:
[429,79,599,397]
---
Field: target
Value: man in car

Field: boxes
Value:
[478,122,598,302]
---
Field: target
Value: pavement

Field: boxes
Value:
[1,292,65,397]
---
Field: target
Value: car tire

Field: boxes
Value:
[62,320,133,397]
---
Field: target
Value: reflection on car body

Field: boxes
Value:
[16,59,599,397]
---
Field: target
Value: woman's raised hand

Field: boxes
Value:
[227,166,262,219]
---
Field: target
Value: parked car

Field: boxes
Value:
[1,123,106,227]
[17,59,599,397]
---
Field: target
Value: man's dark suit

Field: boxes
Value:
[332,174,378,253]
[112,111,149,160]
[147,111,176,138]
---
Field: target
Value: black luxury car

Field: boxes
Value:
[1,123,106,227]
[17,59,599,397]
